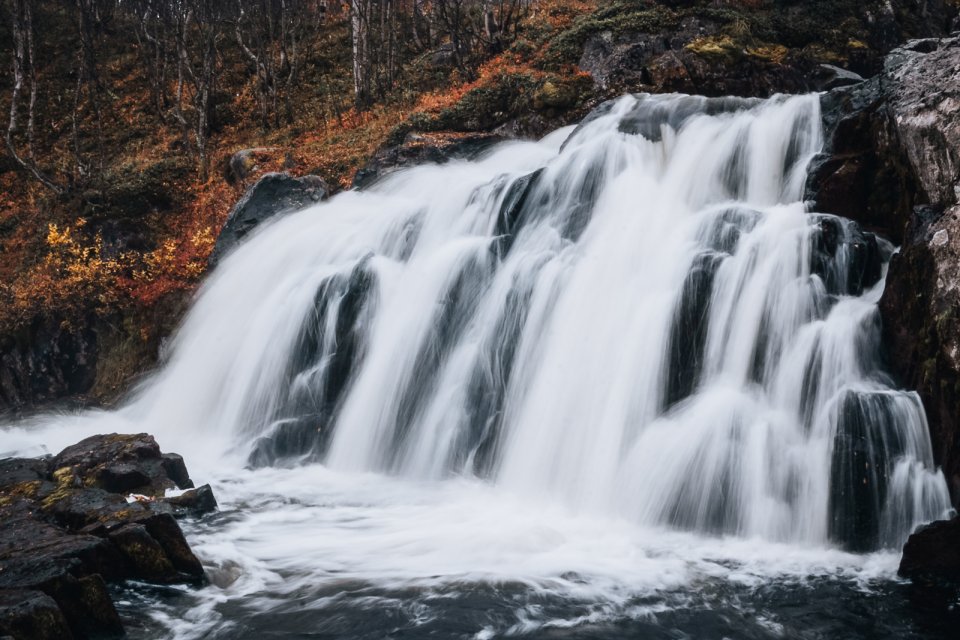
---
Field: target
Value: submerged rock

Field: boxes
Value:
[0,434,215,638]
[163,483,218,517]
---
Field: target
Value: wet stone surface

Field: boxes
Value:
[0,433,216,639]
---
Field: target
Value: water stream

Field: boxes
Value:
[3,93,954,638]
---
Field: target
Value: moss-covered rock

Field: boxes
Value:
[562,0,955,100]
[0,590,74,640]
[0,435,215,637]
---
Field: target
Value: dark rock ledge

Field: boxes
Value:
[900,515,960,583]
[0,433,216,639]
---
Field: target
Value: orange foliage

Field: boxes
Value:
[0,0,599,334]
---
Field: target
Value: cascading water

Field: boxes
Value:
[3,93,954,639]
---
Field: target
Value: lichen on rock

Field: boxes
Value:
[0,433,215,638]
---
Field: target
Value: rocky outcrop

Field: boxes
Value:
[877,37,960,501]
[882,202,960,500]
[353,131,506,189]
[575,1,955,101]
[0,433,216,639]
[209,172,330,266]
[0,321,98,414]
[579,19,813,99]
[806,73,918,243]
[808,35,960,504]
[900,515,960,582]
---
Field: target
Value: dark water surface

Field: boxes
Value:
[113,556,960,639]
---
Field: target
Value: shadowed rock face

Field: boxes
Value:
[900,515,960,582]
[809,36,960,506]
[0,433,216,638]
[209,172,330,266]
[0,320,98,415]
[882,203,960,501]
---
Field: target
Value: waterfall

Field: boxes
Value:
[8,93,950,553]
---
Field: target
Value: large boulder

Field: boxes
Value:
[0,434,215,638]
[900,516,960,582]
[209,172,329,266]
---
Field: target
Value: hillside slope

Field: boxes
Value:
[0,0,956,411]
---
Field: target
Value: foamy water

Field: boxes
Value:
[2,93,953,638]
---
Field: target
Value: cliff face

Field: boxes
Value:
[809,35,960,502]
[878,39,960,502]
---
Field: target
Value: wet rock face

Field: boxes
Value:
[0,434,216,638]
[874,37,960,502]
[882,204,960,499]
[209,172,329,266]
[900,515,960,583]
[808,36,960,505]
[0,320,98,414]
[807,76,918,244]
[882,38,960,208]
[811,36,960,243]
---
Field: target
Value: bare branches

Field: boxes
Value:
[73,0,106,183]
[234,0,307,128]
[5,0,64,193]
[1,0,532,193]
[346,0,530,106]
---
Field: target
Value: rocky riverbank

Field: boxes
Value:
[807,31,960,583]
[0,433,215,638]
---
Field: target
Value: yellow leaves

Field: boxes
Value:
[9,215,217,323]
[2,219,125,327]
[46,223,74,248]
[191,225,215,253]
